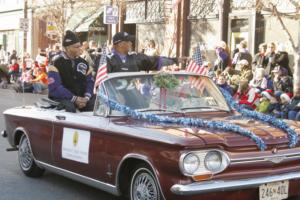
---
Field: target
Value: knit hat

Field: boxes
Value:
[63,30,80,47]
[261,90,274,101]
[280,93,291,103]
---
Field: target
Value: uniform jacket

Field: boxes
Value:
[48,52,94,102]
[106,50,165,73]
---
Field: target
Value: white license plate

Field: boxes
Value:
[259,180,289,200]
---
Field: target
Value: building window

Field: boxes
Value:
[188,0,218,19]
[146,0,164,22]
[125,1,146,23]
[125,0,165,24]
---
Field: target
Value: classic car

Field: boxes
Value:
[2,71,300,200]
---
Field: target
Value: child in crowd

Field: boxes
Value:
[273,93,292,119]
[234,81,259,110]
[13,69,33,93]
[256,90,278,114]
[216,74,233,95]
[30,68,48,94]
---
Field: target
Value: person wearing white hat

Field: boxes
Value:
[272,93,292,118]
[214,41,231,71]
[280,93,291,104]
[238,59,253,83]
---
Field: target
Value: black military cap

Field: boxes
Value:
[113,32,135,45]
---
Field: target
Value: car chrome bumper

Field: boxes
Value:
[171,171,300,195]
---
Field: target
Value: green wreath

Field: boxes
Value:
[153,72,180,90]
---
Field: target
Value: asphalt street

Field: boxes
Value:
[0,89,121,200]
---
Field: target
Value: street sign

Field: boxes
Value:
[19,18,29,32]
[103,5,119,24]
[46,21,57,35]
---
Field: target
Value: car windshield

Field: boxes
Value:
[99,73,230,115]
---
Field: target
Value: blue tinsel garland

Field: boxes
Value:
[99,93,267,151]
[219,87,299,148]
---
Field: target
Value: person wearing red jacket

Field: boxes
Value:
[8,58,19,82]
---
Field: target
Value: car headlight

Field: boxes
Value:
[204,150,228,173]
[182,153,200,175]
[180,150,230,177]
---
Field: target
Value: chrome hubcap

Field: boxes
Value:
[132,172,158,200]
[19,136,33,171]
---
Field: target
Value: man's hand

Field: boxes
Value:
[75,97,88,109]
[161,64,180,71]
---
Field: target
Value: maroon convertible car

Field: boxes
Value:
[2,72,300,200]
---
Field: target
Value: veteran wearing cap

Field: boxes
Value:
[48,30,95,112]
[106,32,177,73]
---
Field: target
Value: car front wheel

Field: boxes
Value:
[18,134,44,177]
[130,164,161,200]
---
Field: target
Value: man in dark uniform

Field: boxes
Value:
[48,30,94,112]
[106,32,177,73]
[102,32,178,109]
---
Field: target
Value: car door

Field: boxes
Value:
[21,112,54,164]
[51,110,109,182]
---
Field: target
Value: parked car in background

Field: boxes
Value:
[2,72,300,200]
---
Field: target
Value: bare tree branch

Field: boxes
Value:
[269,3,298,52]
[32,0,103,42]
[289,0,300,12]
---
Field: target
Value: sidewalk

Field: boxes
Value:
[3,83,48,95]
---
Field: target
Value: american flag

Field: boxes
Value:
[186,44,208,75]
[94,47,108,93]
[186,44,207,93]
[189,76,206,93]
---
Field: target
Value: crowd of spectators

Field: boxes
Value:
[0,40,103,94]
[207,40,299,121]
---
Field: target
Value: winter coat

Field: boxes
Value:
[256,99,271,113]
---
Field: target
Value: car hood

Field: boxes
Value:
[113,114,300,150]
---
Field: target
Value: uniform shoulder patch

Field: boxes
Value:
[106,53,114,59]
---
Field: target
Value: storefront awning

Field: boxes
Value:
[66,8,103,32]
[0,11,24,31]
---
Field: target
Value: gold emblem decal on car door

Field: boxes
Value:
[73,131,79,147]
